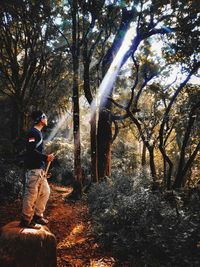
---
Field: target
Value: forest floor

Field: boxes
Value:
[0,183,132,267]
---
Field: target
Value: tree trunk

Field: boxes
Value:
[182,142,200,187]
[141,142,146,166]
[82,41,98,182]
[96,8,136,180]
[148,146,157,180]
[72,0,82,184]
[174,104,199,188]
[159,144,173,189]
[97,103,112,179]
[73,90,82,183]
[90,112,98,182]
[163,157,167,184]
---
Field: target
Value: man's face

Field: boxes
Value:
[41,114,48,126]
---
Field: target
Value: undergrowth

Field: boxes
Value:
[0,160,23,202]
[88,174,200,266]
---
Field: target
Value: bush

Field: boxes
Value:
[45,137,90,185]
[45,138,74,183]
[0,160,23,202]
[112,140,138,176]
[88,173,200,266]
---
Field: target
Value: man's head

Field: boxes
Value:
[31,110,48,127]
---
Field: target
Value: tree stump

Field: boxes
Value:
[0,221,57,267]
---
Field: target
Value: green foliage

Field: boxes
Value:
[0,0,199,201]
[45,137,90,183]
[0,161,23,202]
[112,138,138,175]
[88,173,200,265]
[0,0,69,142]
[45,137,74,183]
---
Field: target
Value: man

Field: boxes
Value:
[19,110,54,229]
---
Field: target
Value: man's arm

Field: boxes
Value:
[26,133,47,161]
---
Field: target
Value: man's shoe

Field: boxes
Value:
[19,219,41,229]
[33,215,49,225]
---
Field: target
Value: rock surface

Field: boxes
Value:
[0,221,57,267]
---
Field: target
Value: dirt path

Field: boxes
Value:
[0,183,118,267]
[47,184,117,266]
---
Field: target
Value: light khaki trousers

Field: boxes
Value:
[22,169,50,223]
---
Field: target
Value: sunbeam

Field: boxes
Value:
[90,23,136,117]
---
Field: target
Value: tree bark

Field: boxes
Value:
[83,41,98,182]
[141,142,147,166]
[72,0,82,184]
[182,142,200,186]
[148,146,157,180]
[97,104,112,179]
[159,144,173,189]
[90,112,98,182]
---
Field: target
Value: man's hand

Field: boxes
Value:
[47,153,55,162]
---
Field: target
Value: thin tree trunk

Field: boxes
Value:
[182,142,200,186]
[72,0,82,184]
[73,83,82,183]
[83,43,98,182]
[141,142,146,166]
[159,144,173,190]
[90,112,98,182]
[148,146,157,180]
[163,157,167,184]
[97,104,112,179]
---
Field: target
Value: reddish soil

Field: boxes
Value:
[0,183,120,267]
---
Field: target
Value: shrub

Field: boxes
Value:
[88,173,200,266]
[45,137,90,184]
[0,160,23,202]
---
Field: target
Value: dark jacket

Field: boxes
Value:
[24,127,47,169]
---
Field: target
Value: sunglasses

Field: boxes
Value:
[41,113,47,119]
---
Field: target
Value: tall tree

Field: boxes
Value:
[97,3,136,179]
[71,0,82,185]
[0,0,64,145]
[99,0,199,186]
[81,0,107,182]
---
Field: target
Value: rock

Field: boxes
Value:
[0,221,57,267]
